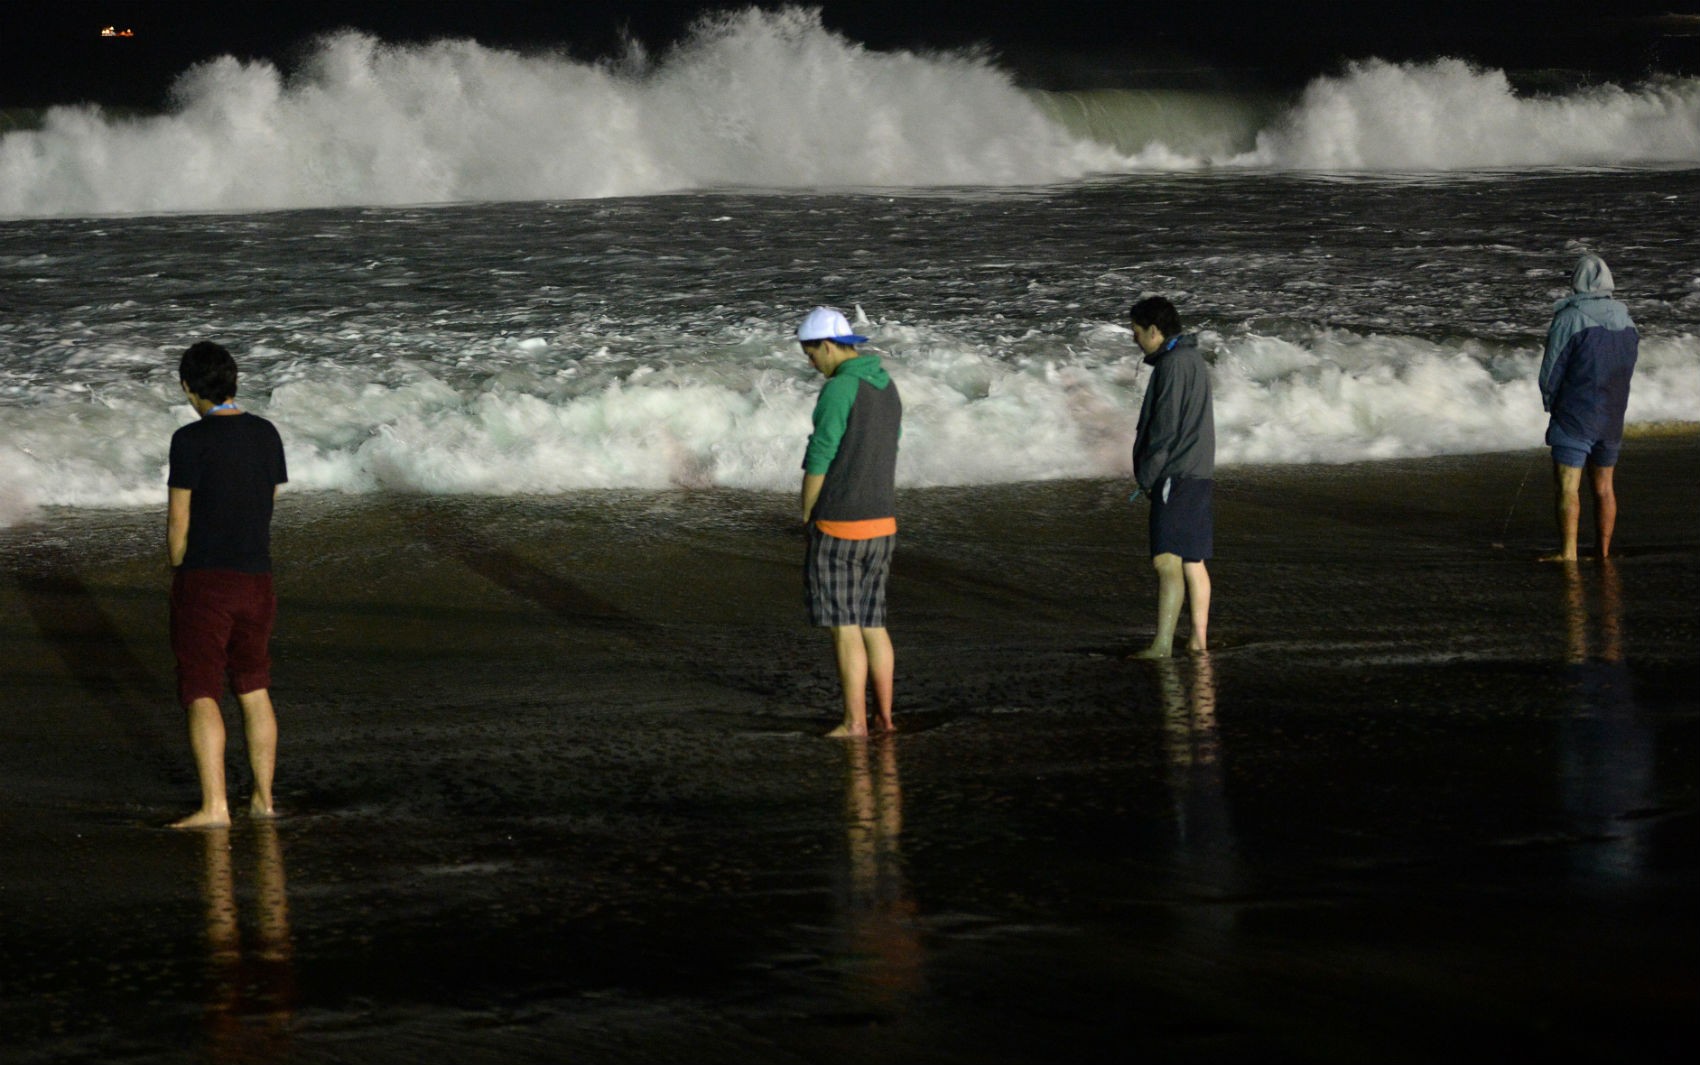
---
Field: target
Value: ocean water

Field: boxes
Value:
[2,8,1697,526]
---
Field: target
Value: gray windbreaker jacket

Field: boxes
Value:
[1132,334,1215,490]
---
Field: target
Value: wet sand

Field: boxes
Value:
[2,439,1697,1063]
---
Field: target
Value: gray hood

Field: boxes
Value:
[1551,253,1631,329]
[1570,253,1614,296]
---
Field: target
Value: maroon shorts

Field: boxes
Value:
[171,569,276,707]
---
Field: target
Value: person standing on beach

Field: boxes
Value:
[1129,296,1214,658]
[1539,253,1638,562]
[166,341,288,828]
[797,307,902,737]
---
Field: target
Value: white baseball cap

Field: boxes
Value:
[796,306,868,345]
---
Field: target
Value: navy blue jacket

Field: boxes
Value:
[1540,255,1638,441]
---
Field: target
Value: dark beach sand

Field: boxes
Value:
[2,438,1696,1063]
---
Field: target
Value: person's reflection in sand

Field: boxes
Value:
[836,737,922,1009]
[1558,560,1652,883]
[1155,655,1242,936]
[198,822,296,1063]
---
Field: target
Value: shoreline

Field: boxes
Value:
[2,439,1696,1062]
[6,422,1699,536]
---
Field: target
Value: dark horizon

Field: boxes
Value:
[3,1,1698,110]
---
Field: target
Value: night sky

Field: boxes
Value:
[2,1,1698,109]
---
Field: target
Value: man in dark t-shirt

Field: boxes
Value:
[166,341,287,829]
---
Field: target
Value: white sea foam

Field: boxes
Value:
[3,322,1694,526]
[1041,63,1700,170]
[0,9,1121,219]
[4,10,1699,220]
[1234,60,1700,170]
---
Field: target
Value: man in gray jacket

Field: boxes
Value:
[1538,253,1638,561]
[1129,296,1214,658]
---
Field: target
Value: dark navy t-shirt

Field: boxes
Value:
[167,413,287,572]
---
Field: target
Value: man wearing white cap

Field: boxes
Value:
[796,306,903,737]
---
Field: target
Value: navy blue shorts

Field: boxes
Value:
[1546,423,1621,469]
[1148,477,1214,561]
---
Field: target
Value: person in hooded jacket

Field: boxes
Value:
[1538,254,1639,561]
[1129,296,1214,658]
[797,307,903,737]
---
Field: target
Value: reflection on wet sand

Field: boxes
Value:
[1153,655,1242,931]
[199,822,296,1063]
[837,737,922,1008]
[1558,560,1653,882]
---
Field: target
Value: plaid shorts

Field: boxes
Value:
[804,529,895,628]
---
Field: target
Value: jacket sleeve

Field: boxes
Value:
[802,375,857,474]
[1539,308,1580,413]
[1135,362,1179,489]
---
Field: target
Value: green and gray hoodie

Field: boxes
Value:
[802,354,902,525]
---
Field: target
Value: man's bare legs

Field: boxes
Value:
[1133,553,1185,659]
[1590,464,1617,559]
[1134,553,1209,658]
[826,625,895,737]
[238,688,278,817]
[1182,560,1211,653]
[172,687,277,828]
[1543,461,1584,562]
[173,697,230,828]
[1543,460,1618,561]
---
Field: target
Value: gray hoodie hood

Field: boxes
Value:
[1570,253,1614,297]
[1552,254,1632,329]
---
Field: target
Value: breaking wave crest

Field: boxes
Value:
[3,322,1695,524]
[0,8,1119,218]
[3,7,1698,219]
[1233,59,1700,170]
[1040,63,1700,170]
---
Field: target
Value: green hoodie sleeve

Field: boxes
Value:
[803,374,859,474]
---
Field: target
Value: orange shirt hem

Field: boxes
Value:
[814,517,897,540]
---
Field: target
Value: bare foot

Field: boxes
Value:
[874,712,894,733]
[170,806,231,830]
[250,795,277,818]
[1187,642,1209,656]
[826,722,868,738]
[1128,644,1172,660]
[1539,551,1579,563]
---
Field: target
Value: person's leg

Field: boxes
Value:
[828,625,871,737]
[237,688,278,817]
[171,569,236,829]
[225,574,278,816]
[1182,561,1211,653]
[1589,463,1617,558]
[1543,460,1584,562]
[1134,552,1185,658]
[172,697,231,829]
[862,626,894,732]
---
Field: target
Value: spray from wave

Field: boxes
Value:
[1231,59,1700,170]
[3,8,1699,218]
[0,8,1120,218]
[1037,62,1700,170]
